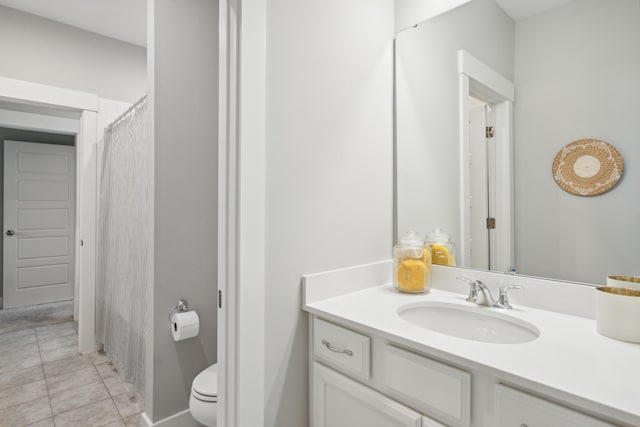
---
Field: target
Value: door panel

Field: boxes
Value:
[18,209,69,230]
[18,237,69,259]
[18,264,69,289]
[18,152,70,174]
[18,181,69,201]
[3,140,75,308]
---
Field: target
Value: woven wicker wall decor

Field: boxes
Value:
[552,139,624,196]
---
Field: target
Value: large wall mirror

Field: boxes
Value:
[395,0,640,285]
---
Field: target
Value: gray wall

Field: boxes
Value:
[147,0,218,421]
[0,5,146,103]
[265,0,394,426]
[396,0,514,249]
[514,0,640,283]
[0,129,75,302]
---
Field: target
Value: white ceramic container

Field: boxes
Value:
[606,275,640,290]
[595,287,640,343]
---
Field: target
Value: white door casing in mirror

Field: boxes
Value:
[458,50,514,272]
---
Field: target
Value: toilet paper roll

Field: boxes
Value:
[170,310,200,341]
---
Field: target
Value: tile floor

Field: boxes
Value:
[0,321,143,427]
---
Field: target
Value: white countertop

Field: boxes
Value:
[304,284,640,425]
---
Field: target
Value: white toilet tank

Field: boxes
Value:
[190,363,218,426]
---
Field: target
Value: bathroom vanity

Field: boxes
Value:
[303,262,640,427]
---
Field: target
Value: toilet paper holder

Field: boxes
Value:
[169,299,190,321]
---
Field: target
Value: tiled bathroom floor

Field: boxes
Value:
[0,321,143,427]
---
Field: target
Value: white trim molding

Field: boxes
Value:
[0,76,99,112]
[218,0,266,426]
[457,50,514,102]
[0,108,79,134]
[141,410,201,427]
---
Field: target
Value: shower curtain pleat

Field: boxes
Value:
[96,98,149,396]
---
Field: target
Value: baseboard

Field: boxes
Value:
[141,409,202,427]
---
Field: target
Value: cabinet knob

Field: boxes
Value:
[6,229,15,236]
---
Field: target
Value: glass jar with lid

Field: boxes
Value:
[425,228,456,266]
[393,231,432,293]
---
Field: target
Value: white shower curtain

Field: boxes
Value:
[96,97,149,395]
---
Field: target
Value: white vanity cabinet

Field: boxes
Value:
[494,384,615,427]
[313,363,423,427]
[310,315,618,427]
[311,317,456,427]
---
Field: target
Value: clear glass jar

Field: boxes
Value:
[393,231,432,293]
[425,228,456,266]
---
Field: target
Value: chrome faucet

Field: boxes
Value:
[456,277,522,309]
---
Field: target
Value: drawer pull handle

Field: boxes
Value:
[321,339,353,356]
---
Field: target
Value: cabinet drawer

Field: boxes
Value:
[378,344,471,427]
[314,318,371,380]
[494,384,614,427]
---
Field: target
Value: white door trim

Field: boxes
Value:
[0,109,79,135]
[458,50,515,272]
[0,76,100,353]
[218,0,266,426]
[0,76,98,112]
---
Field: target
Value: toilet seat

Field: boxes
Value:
[191,363,218,403]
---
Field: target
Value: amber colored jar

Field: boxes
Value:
[393,231,432,294]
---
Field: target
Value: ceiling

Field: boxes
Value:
[495,0,574,21]
[0,0,146,47]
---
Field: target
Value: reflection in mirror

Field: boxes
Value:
[395,0,640,285]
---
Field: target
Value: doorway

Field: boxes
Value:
[0,125,78,335]
[458,50,515,272]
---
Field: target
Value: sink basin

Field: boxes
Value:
[398,302,539,344]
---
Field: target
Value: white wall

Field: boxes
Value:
[147,0,218,422]
[265,0,394,426]
[396,0,514,250]
[395,0,472,32]
[0,5,146,103]
[514,0,640,283]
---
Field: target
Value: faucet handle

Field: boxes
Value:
[497,285,523,309]
[457,277,480,303]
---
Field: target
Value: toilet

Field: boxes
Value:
[190,363,218,426]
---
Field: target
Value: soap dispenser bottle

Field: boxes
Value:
[425,228,456,266]
[393,231,432,293]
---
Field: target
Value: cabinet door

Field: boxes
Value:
[494,384,614,427]
[313,363,422,427]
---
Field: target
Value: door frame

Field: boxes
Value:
[218,0,266,426]
[457,50,515,272]
[0,75,99,353]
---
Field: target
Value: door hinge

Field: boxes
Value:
[218,290,222,309]
[486,126,494,138]
[487,217,496,229]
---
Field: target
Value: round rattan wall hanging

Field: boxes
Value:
[552,139,624,196]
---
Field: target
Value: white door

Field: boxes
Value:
[469,99,497,271]
[3,140,75,308]
[313,363,422,427]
